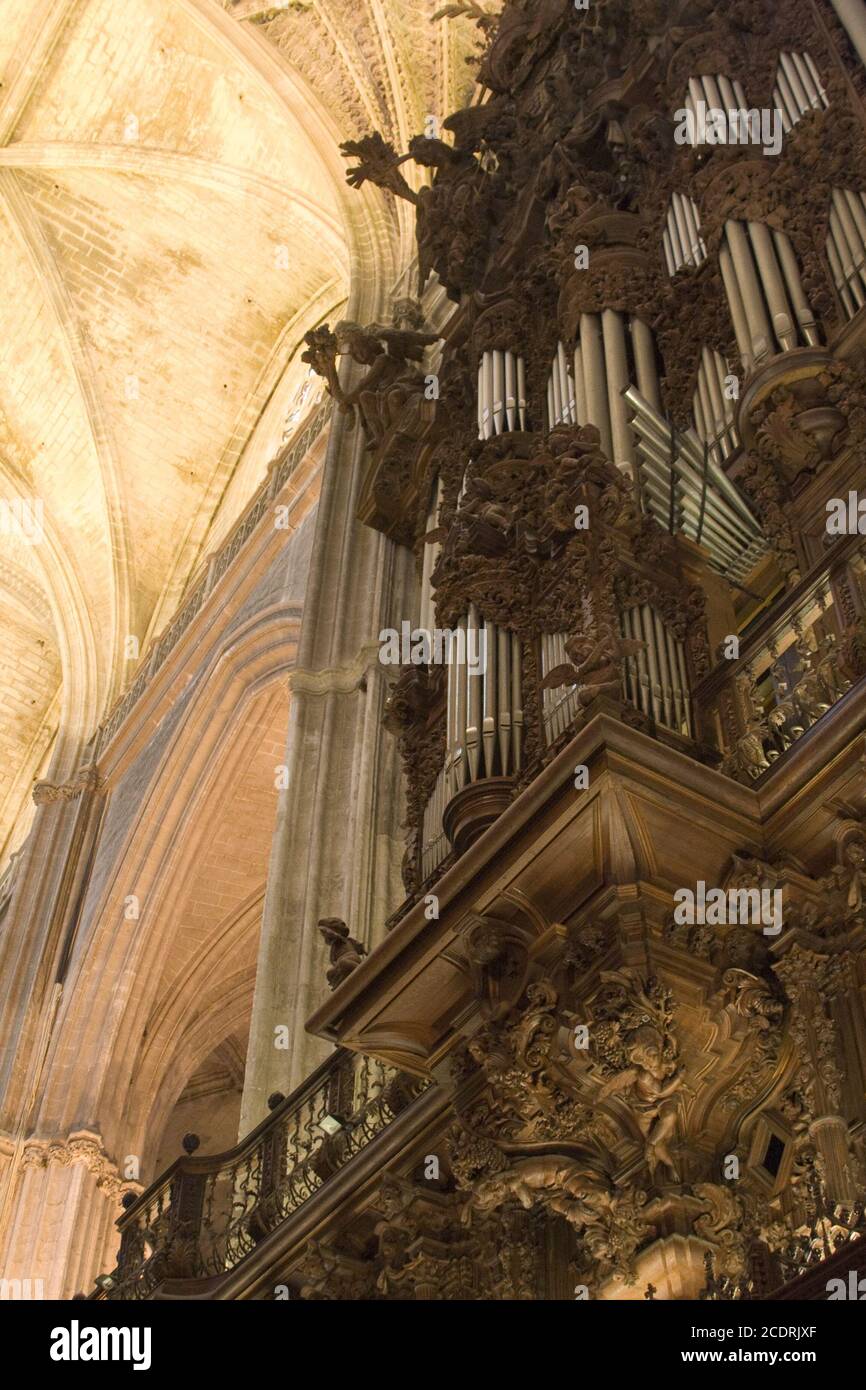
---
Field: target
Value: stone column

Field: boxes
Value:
[239,398,415,1130]
[0,1131,132,1299]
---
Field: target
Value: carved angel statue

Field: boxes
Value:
[302,318,439,447]
[540,619,646,705]
[595,1022,683,1183]
[449,474,513,556]
[318,918,367,990]
[340,133,419,205]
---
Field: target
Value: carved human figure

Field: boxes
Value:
[841,834,866,914]
[318,918,367,990]
[596,1023,683,1182]
[303,319,438,447]
[463,1154,608,1231]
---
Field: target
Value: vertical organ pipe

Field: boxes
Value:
[478,350,527,437]
[602,309,635,481]
[747,221,797,350]
[580,313,613,456]
[719,243,753,370]
[572,343,588,425]
[505,352,516,431]
[632,318,661,411]
[773,231,820,345]
[725,219,773,362]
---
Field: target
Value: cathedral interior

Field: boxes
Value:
[1,0,866,1308]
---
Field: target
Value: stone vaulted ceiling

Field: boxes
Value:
[0,0,479,866]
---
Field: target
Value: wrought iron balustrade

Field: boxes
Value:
[100,1049,428,1299]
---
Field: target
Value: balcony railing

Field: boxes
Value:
[700,1183,866,1301]
[693,536,866,784]
[99,1048,428,1299]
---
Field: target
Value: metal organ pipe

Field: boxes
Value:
[572,341,588,425]
[721,220,818,364]
[478,349,527,438]
[724,219,773,363]
[665,194,706,273]
[719,242,754,371]
[693,348,739,465]
[547,316,660,483]
[773,231,820,345]
[617,607,693,737]
[578,313,611,455]
[422,608,525,877]
[632,319,661,412]
[827,188,866,318]
[747,221,797,351]
[680,74,750,145]
[773,52,829,128]
[601,310,636,481]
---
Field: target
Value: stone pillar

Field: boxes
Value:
[0,1132,131,1299]
[239,400,414,1131]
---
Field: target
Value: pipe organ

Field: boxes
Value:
[540,616,692,744]
[625,387,767,585]
[719,220,819,370]
[681,73,747,141]
[826,188,866,319]
[421,607,524,878]
[830,0,866,71]
[546,315,661,479]
[773,51,829,130]
[539,633,579,743]
[663,193,707,275]
[619,605,693,737]
[692,347,739,466]
[477,349,527,438]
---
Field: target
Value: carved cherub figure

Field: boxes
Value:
[462,1154,608,1231]
[596,1023,683,1183]
[318,918,367,990]
[450,474,513,555]
[540,619,646,705]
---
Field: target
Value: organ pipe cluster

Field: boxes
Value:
[477,349,527,438]
[773,50,829,129]
[663,193,707,275]
[719,220,819,369]
[826,188,866,319]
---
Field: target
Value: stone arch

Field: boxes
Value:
[32,606,300,1161]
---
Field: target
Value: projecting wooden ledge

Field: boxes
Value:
[305,711,765,1075]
